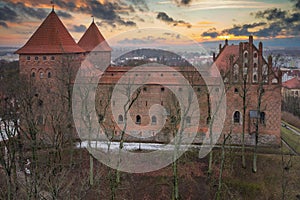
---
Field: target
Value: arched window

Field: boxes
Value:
[262,64,268,83]
[186,116,191,124]
[40,72,44,79]
[151,116,157,125]
[260,112,265,125]
[233,111,240,124]
[233,64,239,82]
[47,72,51,78]
[118,115,123,124]
[136,115,141,124]
[254,52,258,58]
[31,72,36,77]
[253,63,258,83]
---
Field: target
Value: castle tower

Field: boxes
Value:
[78,21,111,68]
[15,10,85,142]
[15,9,85,80]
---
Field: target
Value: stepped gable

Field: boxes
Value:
[78,21,111,52]
[214,45,239,71]
[15,10,85,54]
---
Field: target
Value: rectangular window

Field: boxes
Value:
[43,56,47,60]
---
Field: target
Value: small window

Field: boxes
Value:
[135,74,138,76]
[197,88,201,92]
[254,53,258,58]
[136,115,141,124]
[161,87,165,92]
[161,101,163,106]
[27,56,31,60]
[98,114,104,123]
[179,87,182,92]
[186,116,191,124]
[47,72,51,78]
[37,115,44,125]
[118,115,123,124]
[215,88,219,92]
[151,116,157,125]
[31,72,36,77]
[35,56,39,60]
[40,72,44,79]
[143,87,147,92]
[234,88,239,93]
[253,74,257,82]
[111,73,114,76]
[51,56,55,60]
[244,52,248,58]
[260,112,265,125]
[43,56,47,60]
[38,99,43,107]
[233,111,240,124]
[206,116,211,125]
[161,74,163,77]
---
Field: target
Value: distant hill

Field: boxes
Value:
[113,48,193,67]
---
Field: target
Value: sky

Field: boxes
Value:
[0,0,299,48]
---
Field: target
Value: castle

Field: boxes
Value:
[15,10,282,146]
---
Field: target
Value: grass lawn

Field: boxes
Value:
[281,127,300,154]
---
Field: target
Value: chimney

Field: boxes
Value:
[213,52,216,61]
[225,39,228,46]
[268,55,272,68]
[249,35,253,45]
[259,42,263,55]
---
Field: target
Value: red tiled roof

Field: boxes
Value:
[214,45,239,71]
[78,22,111,52]
[282,77,300,89]
[15,10,85,54]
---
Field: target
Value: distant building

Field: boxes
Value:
[282,77,300,98]
[15,10,281,146]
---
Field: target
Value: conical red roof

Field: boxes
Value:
[15,10,85,54]
[78,21,111,52]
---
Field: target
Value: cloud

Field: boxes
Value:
[72,24,86,32]
[201,28,219,38]
[0,21,8,28]
[118,36,167,45]
[56,10,72,19]
[163,32,181,39]
[127,0,149,11]
[290,0,300,9]
[173,0,192,6]
[255,8,287,21]
[157,12,192,28]
[0,2,48,23]
[0,5,18,22]
[201,0,300,38]
[221,22,266,36]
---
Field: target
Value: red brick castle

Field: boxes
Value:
[16,10,282,146]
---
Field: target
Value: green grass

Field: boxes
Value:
[282,120,300,132]
[281,127,300,154]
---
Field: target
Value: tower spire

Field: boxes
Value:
[51,0,54,11]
